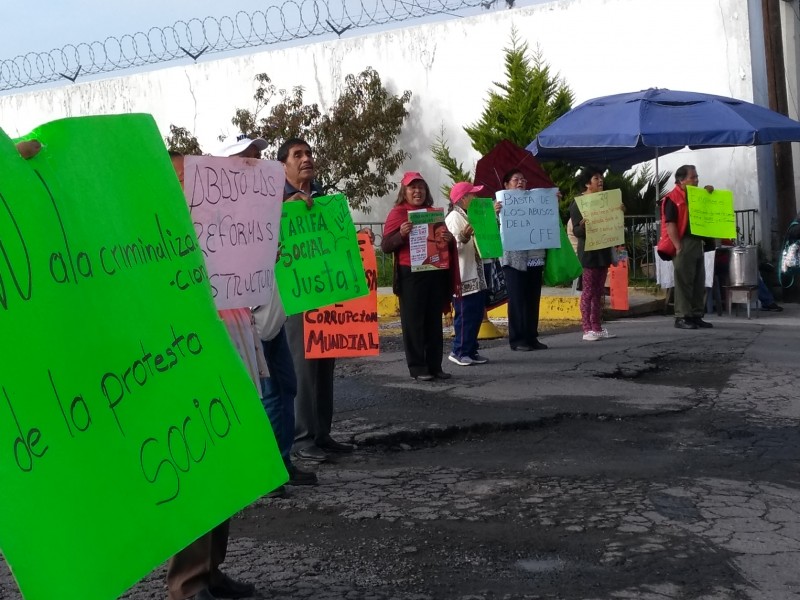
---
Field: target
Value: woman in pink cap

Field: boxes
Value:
[382,171,454,381]
[445,181,489,366]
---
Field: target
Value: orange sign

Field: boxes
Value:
[609,257,629,310]
[303,231,380,358]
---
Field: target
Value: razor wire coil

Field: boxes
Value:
[0,0,492,92]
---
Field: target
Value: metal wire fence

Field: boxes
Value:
[0,0,491,92]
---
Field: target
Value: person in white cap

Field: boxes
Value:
[216,133,268,159]
[446,181,489,366]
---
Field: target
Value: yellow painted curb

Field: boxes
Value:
[377,291,581,321]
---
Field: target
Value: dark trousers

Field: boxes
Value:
[451,291,486,358]
[167,520,229,599]
[673,236,706,318]
[285,313,336,450]
[503,265,543,348]
[398,266,448,377]
[260,325,296,466]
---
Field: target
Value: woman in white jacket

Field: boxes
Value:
[445,182,489,366]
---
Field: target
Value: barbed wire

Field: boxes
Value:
[0,0,507,92]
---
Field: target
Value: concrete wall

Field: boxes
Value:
[0,0,764,226]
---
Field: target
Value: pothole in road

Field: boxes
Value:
[514,556,567,574]
[597,354,737,391]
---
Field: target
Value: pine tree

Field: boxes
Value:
[432,29,577,216]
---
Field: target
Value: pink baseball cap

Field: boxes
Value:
[401,171,425,186]
[450,181,484,203]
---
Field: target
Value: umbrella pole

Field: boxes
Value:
[654,147,660,206]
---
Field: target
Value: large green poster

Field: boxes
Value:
[686,185,737,238]
[275,193,368,315]
[0,115,286,600]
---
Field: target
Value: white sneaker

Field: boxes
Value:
[448,353,474,366]
[582,331,601,342]
[595,328,617,339]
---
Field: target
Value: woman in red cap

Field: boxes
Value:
[446,181,489,366]
[382,172,454,381]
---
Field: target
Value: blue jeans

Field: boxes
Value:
[757,275,775,306]
[260,325,296,466]
[452,291,486,358]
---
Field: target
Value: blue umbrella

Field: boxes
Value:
[527,88,800,171]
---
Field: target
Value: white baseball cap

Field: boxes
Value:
[216,133,268,157]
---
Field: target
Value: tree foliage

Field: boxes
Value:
[230,68,411,213]
[604,163,672,217]
[430,128,472,198]
[432,29,577,217]
[165,124,203,155]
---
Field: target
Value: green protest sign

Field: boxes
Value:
[0,115,285,600]
[275,193,368,315]
[575,189,624,251]
[467,198,503,258]
[687,185,737,238]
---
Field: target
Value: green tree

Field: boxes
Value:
[432,30,577,218]
[230,68,411,213]
[165,124,203,155]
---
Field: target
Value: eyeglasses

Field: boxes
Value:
[509,177,527,184]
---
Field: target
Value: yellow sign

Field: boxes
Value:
[575,189,624,251]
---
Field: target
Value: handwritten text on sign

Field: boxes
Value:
[275,194,368,315]
[686,186,737,239]
[497,188,560,251]
[0,115,285,600]
[184,156,284,309]
[467,198,503,259]
[575,189,624,251]
[303,231,379,358]
[409,208,449,271]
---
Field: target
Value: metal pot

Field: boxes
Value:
[729,245,759,286]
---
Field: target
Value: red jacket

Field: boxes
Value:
[656,185,689,259]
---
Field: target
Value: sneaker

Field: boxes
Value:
[595,328,616,339]
[469,353,489,364]
[582,331,601,342]
[448,353,474,366]
[762,303,784,312]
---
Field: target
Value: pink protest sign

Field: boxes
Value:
[184,156,284,309]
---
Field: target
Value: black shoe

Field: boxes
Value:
[412,373,434,381]
[762,303,784,312]
[530,340,548,350]
[692,317,714,329]
[511,345,533,351]
[674,318,698,330]
[292,445,328,462]
[266,485,287,498]
[317,436,355,454]
[209,572,256,599]
[287,465,318,485]
[189,589,218,600]
[432,371,452,380]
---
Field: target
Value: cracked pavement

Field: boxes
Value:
[3,308,800,599]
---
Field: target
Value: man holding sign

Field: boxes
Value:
[280,138,356,463]
[662,165,716,330]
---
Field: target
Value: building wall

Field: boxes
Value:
[0,0,761,224]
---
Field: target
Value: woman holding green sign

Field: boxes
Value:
[382,172,454,381]
[446,181,489,366]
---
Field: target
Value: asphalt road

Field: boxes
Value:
[3,307,800,600]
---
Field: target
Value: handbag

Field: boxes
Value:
[779,220,800,287]
[543,220,583,286]
[485,259,508,309]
